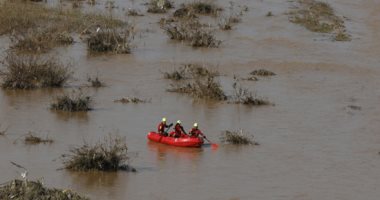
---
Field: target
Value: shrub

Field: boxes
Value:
[230,81,270,106]
[163,63,218,80]
[147,0,173,13]
[220,130,258,145]
[62,134,135,172]
[24,133,53,144]
[87,28,131,53]
[114,97,149,104]
[0,179,88,200]
[1,53,71,89]
[250,69,276,76]
[87,76,104,87]
[163,18,221,47]
[51,91,92,112]
[168,75,226,101]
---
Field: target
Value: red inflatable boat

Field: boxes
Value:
[147,132,204,147]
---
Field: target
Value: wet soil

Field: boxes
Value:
[1,0,380,199]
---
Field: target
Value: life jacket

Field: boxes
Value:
[157,122,166,133]
[189,128,203,138]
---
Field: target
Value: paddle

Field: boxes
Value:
[203,136,218,148]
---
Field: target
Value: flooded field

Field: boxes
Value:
[1,0,380,199]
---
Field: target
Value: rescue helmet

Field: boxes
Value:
[162,117,166,122]
[177,120,181,124]
[193,123,198,127]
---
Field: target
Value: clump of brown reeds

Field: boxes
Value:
[50,91,92,112]
[147,0,174,13]
[24,132,53,144]
[163,18,221,47]
[288,0,351,41]
[62,134,136,172]
[250,69,276,76]
[168,74,226,101]
[114,97,149,104]
[0,179,88,200]
[220,130,258,145]
[163,63,218,80]
[87,75,105,87]
[229,81,270,106]
[87,28,132,53]
[1,53,72,89]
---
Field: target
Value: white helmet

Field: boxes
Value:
[193,123,198,127]
[162,117,166,122]
[177,120,181,124]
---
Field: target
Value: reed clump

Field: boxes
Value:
[230,82,270,106]
[163,63,218,80]
[147,0,174,13]
[220,130,258,145]
[0,179,88,200]
[288,0,351,41]
[87,28,132,54]
[24,133,53,144]
[1,53,71,89]
[168,75,226,101]
[250,69,276,76]
[62,134,135,172]
[163,18,221,47]
[50,91,92,112]
[114,97,149,104]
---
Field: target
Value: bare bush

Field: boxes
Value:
[220,130,258,145]
[51,91,92,112]
[1,53,71,89]
[62,134,135,172]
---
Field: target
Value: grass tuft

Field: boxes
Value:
[24,132,53,144]
[62,134,135,172]
[1,53,71,89]
[250,69,276,76]
[51,91,92,112]
[0,179,88,200]
[220,130,258,145]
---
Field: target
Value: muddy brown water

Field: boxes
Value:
[1,0,380,199]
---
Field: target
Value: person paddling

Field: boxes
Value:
[188,123,206,139]
[172,120,187,138]
[158,117,172,136]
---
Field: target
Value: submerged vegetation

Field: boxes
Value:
[62,134,135,172]
[163,63,218,80]
[288,0,351,41]
[51,91,92,112]
[24,133,53,145]
[87,28,132,54]
[250,69,276,76]
[230,81,270,106]
[1,53,71,89]
[114,97,149,104]
[220,130,258,145]
[87,76,105,87]
[0,179,88,200]
[147,0,174,13]
[163,18,221,48]
[0,0,127,53]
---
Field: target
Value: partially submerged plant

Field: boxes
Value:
[288,0,351,41]
[186,1,222,16]
[230,81,270,106]
[1,53,72,89]
[147,0,174,13]
[24,132,53,144]
[51,91,92,112]
[87,28,132,54]
[163,18,221,47]
[220,130,258,145]
[87,76,104,87]
[62,134,135,172]
[114,97,149,104]
[127,8,144,16]
[250,69,276,76]
[163,63,218,80]
[0,179,88,200]
[168,75,226,101]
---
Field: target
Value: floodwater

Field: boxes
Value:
[1,0,380,199]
